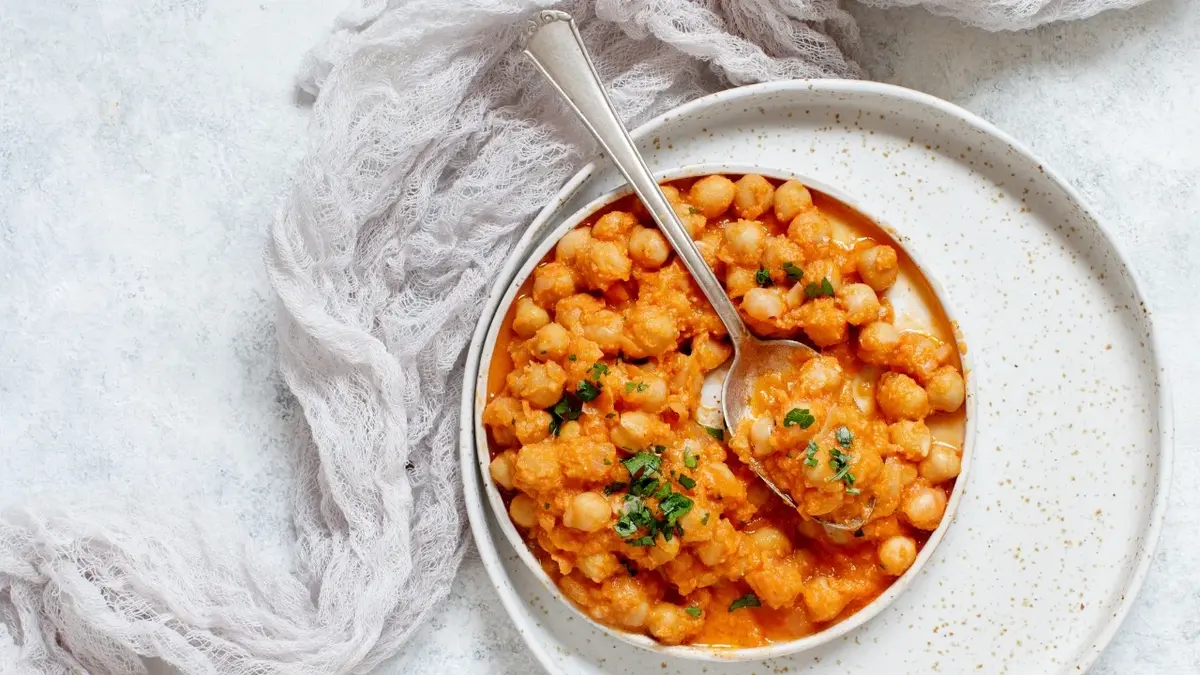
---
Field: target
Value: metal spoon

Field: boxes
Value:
[521,11,873,531]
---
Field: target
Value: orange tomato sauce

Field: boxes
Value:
[482,174,965,648]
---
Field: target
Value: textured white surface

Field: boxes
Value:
[0,2,1195,675]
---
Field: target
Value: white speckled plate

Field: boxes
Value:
[458,80,1172,674]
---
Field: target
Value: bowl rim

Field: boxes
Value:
[471,162,979,661]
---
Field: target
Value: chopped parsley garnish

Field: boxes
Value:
[755,268,773,287]
[622,452,662,479]
[685,607,702,617]
[783,408,815,429]
[683,448,698,469]
[688,206,700,215]
[828,446,858,490]
[546,393,584,435]
[702,425,724,441]
[627,535,656,547]
[576,379,600,402]
[804,277,836,299]
[804,440,820,467]
[589,362,609,379]
[568,354,577,361]
[782,261,804,281]
[835,425,854,448]
[700,512,709,525]
[625,381,648,394]
[846,487,862,495]
[678,474,697,490]
[652,444,666,454]
[658,492,693,526]
[603,458,612,465]
[728,593,761,612]
[603,481,628,496]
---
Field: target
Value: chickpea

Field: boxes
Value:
[742,287,786,322]
[672,201,707,238]
[802,577,848,623]
[623,375,668,412]
[801,440,837,484]
[787,210,833,257]
[920,445,962,484]
[774,179,814,223]
[750,526,793,558]
[858,321,900,363]
[646,603,700,645]
[592,210,637,241]
[893,332,943,383]
[577,552,621,583]
[508,360,566,409]
[902,485,948,530]
[732,174,775,219]
[837,283,882,326]
[696,520,738,566]
[889,419,932,461]
[749,416,776,457]
[659,184,683,205]
[796,355,844,396]
[578,240,632,289]
[558,420,582,439]
[777,400,825,449]
[702,462,747,503]
[627,305,679,357]
[513,441,562,493]
[564,491,611,533]
[531,322,570,361]
[508,494,538,529]
[514,408,552,445]
[628,227,670,268]
[582,309,625,354]
[761,235,805,275]
[555,227,592,264]
[488,452,517,490]
[604,576,652,628]
[532,261,577,307]
[877,372,930,421]
[857,244,900,291]
[692,333,732,371]
[610,411,657,449]
[481,396,521,446]
[725,265,758,298]
[925,365,966,412]
[645,533,682,568]
[796,297,849,347]
[688,174,736,218]
[746,556,805,609]
[722,219,767,266]
[511,297,550,338]
[802,258,842,293]
[878,535,918,575]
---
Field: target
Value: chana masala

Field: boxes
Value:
[483,173,966,648]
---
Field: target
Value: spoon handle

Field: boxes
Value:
[521,11,750,346]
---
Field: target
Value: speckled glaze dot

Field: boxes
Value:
[458,81,1172,675]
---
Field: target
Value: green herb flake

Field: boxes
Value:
[846,487,862,495]
[622,452,662,479]
[835,425,854,448]
[658,492,694,525]
[755,268,773,287]
[804,277,836,299]
[589,362,609,379]
[728,593,761,612]
[576,379,601,402]
[804,440,820,467]
[546,393,584,436]
[702,425,724,441]
[627,535,656,547]
[603,458,612,466]
[678,474,697,490]
[543,503,551,510]
[685,607,703,618]
[568,354,577,361]
[782,261,804,281]
[700,512,710,525]
[652,444,666,455]
[783,408,815,429]
[688,206,700,215]
[683,449,698,469]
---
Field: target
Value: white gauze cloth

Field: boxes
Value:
[0,0,1149,673]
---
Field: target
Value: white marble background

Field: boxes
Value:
[1,1,1196,673]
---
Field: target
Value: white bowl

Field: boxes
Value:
[471,163,977,661]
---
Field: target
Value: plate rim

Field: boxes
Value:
[457,78,1174,674]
